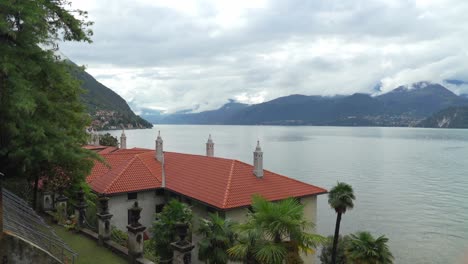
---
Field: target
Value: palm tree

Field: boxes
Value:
[228,195,324,264]
[346,231,394,264]
[197,213,236,264]
[328,182,355,264]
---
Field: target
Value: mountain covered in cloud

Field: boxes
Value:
[145,82,468,127]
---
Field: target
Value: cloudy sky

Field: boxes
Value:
[61,0,468,114]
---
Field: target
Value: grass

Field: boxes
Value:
[53,225,127,264]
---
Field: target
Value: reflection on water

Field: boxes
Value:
[104,125,468,264]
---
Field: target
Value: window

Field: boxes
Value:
[155,204,165,213]
[127,192,138,200]
[127,209,132,224]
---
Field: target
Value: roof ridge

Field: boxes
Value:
[166,151,239,162]
[135,153,162,184]
[222,160,236,208]
[103,156,137,193]
[268,170,328,191]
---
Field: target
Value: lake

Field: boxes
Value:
[104,125,468,263]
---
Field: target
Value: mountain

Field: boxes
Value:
[142,100,249,124]
[70,64,152,130]
[376,82,466,117]
[418,106,468,128]
[155,82,468,127]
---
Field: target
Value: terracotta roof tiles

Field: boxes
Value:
[86,147,327,209]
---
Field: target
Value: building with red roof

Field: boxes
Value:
[86,131,327,263]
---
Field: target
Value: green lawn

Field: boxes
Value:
[53,226,127,264]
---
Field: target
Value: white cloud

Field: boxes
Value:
[62,0,468,112]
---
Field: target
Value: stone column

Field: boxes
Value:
[55,190,69,224]
[127,201,146,264]
[74,187,88,229]
[41,180,54,212]
[97,195,113,245]
[171,223,194,264]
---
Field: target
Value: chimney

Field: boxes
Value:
[253,141,263,178]
[92,129,100,146]
[155,131,164,162]
[120,129,127,149]
[206,134,214,157]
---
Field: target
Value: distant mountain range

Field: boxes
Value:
[418,107,468,128]
[69,62,153,130]
[142,82,468,127]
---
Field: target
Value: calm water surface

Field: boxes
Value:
[105,125,468,264]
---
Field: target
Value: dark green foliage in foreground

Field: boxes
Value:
[346,232,394,264]
[99,133,119,147]
[228,195,324,264]
[150,200,193,262]
[198,213,236,264]
[319,233,393,264]
[0,0,98,204]
[328,182,355,264]
[320,235,349,264]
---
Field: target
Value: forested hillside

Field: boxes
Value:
[70,63,152,130]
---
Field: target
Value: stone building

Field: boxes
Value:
[85,131,327,263]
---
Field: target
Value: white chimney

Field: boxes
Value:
[155,131,164,162]
[206,134,214,157]
[253,140,263,178]
[92,129,100,146]
[120,129,127,149]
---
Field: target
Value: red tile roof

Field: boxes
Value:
[87,148,327,210]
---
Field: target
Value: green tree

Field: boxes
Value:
[345,232,393,264]
[328,182,355,264]
[0,0,96,207]
[228,195,324,264]
[319,235,349,264]
[150,199,193,262]
[99,133,118,147]
[197,213,236,264]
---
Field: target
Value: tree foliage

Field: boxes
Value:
[328,182,355,264]
[228,195,324,264]
[328,182,355,214]
[150,199,193,261]
[0,0,97,202]
[319,235,350,264]
[99,133,118,147]
[346,232,394,264]
[197,213,236,264]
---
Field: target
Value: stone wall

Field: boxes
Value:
[108,190,165,231]
[0,233,62,264]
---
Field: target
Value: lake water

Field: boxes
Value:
[104,125,468,263]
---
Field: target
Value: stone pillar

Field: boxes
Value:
[127,201,146,264]
[41,180,54,212]
[170,223,194,264]
[74,187,88,229]
[97,195,113,245]
[55,190,69,224]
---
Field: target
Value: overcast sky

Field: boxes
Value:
[61,0,468,114]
